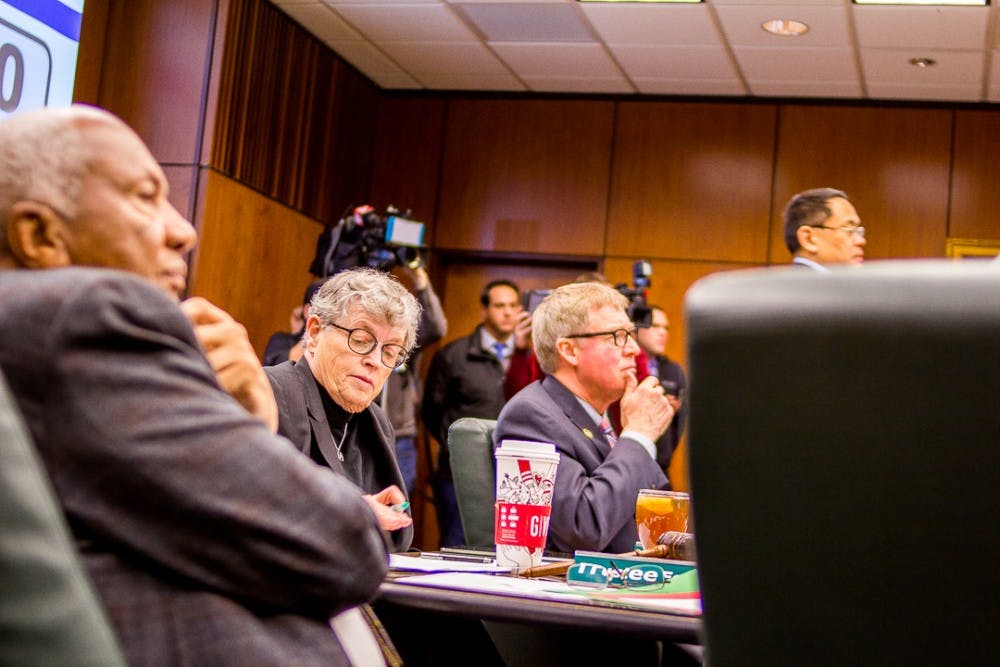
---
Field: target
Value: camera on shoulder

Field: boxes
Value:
[310,204,427,277]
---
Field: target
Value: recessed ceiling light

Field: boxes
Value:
[761,19,810,37]
[908,57,938,68]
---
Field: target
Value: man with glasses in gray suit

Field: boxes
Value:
[783,187,867,271]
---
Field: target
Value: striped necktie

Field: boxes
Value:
[599,417,617,448]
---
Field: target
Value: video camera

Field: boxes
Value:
[520,260,653,327]
[310,204,427,277]
[615,260,653,328]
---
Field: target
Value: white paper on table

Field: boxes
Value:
[389,554,512,574]
[389,571,584,602]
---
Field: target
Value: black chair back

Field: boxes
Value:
[685,261,1000,666]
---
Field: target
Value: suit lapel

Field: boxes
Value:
[295,359,347,475]
[540,376,612,456]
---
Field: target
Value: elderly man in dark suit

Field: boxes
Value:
[266,267,419,551]
[0,106,395,666]
[495,281,675,554]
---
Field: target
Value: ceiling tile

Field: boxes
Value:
[327,40,409,75]
[414,72,527,90]
[735,46,858,80]
[277,2,363,42]
[580,5,720,46]
[454,3,595,42]
[867,82,983,102]
[379,41,510,74]
[632,77,746,96]
[323,0,439,5]
[521,75,634,93]
[861,48,984,86]
[331,4,477,41]
[610,44,738,79]
[853,6,988,50]
[368,72,423,89]
[490,42,621,77]
[714,5,850,47]
[748,80,862,98]
[270,0,994,102]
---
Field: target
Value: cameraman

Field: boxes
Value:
[634,305,687,475]
[382,265,447,496]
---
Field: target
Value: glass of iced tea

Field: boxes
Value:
[635,489,691,550]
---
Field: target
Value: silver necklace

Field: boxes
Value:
[333,425,348,461]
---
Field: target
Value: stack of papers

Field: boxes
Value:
[389,553,511,574]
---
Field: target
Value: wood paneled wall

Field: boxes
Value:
[770,105,952,261]
[191,170,322,357]
[608,102,777,263]
[436,99,615,256]
[78,0,1000,513]
[210,0,378,223]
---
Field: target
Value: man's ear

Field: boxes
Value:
[796,225,819,255]
[4,201,72,268]
[555,338,579,367]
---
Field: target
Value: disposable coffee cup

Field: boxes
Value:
[494,440,560,571]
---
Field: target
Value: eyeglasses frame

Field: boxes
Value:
[807,224,866,239]
[324,322,409,369]
[563,327,639,348]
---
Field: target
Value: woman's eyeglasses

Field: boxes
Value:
[325,322,409,369]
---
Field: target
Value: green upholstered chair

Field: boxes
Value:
[447,417,497,548]
[0,372,127,667]
[685,261,999,666]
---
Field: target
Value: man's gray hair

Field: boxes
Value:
[532,281,629,374]
[0,106,118,225]
[782,187,850,254]
[308,267,422,351]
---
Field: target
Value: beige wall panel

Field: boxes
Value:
[435,98,615,256]
[608,102,777,263]
[950,110,1000,241]
[771,105,952,263]
[189,170,321,358]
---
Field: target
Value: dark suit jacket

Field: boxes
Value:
[495,376,669,554]
[0,268,389,667]
[649,353,688,471]
[265,358,413,552]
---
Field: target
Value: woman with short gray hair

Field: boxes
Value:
[266,267,422,551]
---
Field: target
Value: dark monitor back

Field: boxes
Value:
[685,261,1000,666]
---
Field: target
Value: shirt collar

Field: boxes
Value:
[793,256,831,273]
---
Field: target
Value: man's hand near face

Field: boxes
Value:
[180,297,279,433]
[619,374,674,443]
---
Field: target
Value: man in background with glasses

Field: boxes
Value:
[783,187,866,271]
[495,281,675,554]
[266,267,420,552]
